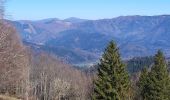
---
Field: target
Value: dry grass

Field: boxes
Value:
[0,95,20,100]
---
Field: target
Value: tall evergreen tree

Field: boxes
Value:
[143,50,170,100]
[137,67,148,99]
[92,41,131,100]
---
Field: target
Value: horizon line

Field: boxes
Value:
[6,14,170,21]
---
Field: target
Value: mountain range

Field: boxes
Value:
[12,15,170,64]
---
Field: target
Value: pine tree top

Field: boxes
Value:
[93,40,131,100]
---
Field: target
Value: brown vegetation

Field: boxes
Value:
[0,20,30,99]
[0,20,93,100]
[28,53,93,100]
[0,1,90,99]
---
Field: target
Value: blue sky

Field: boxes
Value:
[5,0,170,20]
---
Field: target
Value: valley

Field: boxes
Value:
[12,15,170,64]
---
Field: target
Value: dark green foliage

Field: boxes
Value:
[92,41,131,100]
[137,67,148,99]
[168,61,170,71]
[78,56,155,75]
[138,50,170,100]
[127,56,154,73]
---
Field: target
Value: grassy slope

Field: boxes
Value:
[0,95,20,100]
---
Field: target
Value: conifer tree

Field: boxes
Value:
[143,50,170,100]
[137,67,148,99]
[92,41,131,100]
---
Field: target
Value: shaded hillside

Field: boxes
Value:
[13,15,170,64]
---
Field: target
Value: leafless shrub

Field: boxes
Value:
[0,20,30,100]
[29,53,93,100]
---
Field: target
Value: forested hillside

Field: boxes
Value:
[0,3,92,99]
[0,20,93,100]
[1,0,170,100]
[0,20,30,99]
[13,15,170,64]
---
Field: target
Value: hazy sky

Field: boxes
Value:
[5,0,170,20]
